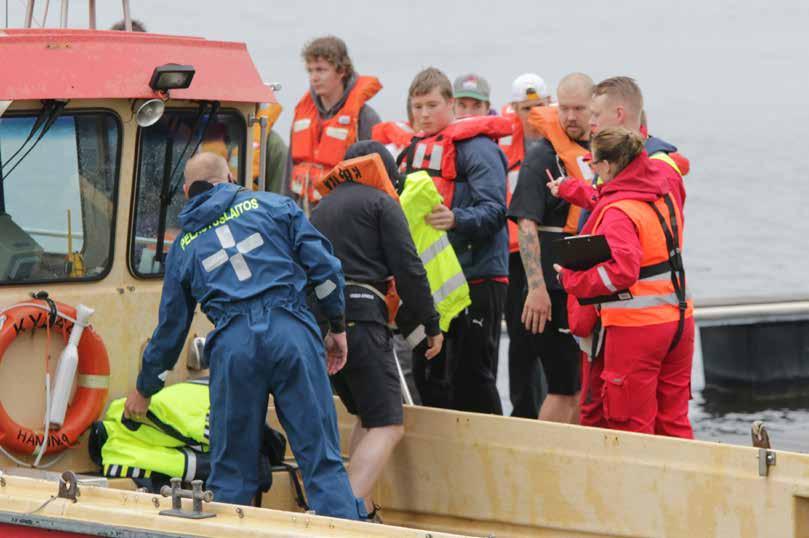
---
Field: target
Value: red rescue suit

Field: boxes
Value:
[289,76,382,203]
[558,152,694,438]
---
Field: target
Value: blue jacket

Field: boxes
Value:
[448,136,509,280]
[645,135,677,156]
[136,183,344,397]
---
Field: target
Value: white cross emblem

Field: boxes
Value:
[201,224,264,281]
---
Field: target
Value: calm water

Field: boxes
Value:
[8,1,809,450]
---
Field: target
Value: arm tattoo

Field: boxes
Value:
[518,219,545,290]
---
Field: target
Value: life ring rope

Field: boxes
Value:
[0,302,80,325]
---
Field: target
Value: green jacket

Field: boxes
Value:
[399,171,471,345]
[90,381,210,480]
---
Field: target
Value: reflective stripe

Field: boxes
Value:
[202,249,228,272]
[428,144,443,171]
[325,126,349,141]
[292,119,311,132]
[420,235,451,266]
[237,232,263,254]
[131,467,142,479]
[215,224,236,248]
[412,143,427,169]
[315,280,337,299]
[650,152,682,176]
[537,225,564,233]
[183,448,197,481]
[78,374,110,389]
[433,272,467,304]
[603,292,682,310]
[229,253,252,281]
[500,135,513,147]
[405,324,426,348]
[507,170,519,194]
[158,370,169,381]
[109,464,120,477]
[597,266,617,292]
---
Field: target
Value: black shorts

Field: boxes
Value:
[330,322,403,428]
[533,291,581,396]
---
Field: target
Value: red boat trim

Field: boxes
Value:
[0,29,275,103]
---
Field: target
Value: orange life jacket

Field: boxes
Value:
[315,153,401,323]
[289,76,382,202]
[527,107,591,233]
[398,115,512,208]
[314,153,400,202]
[371,121,415,158]
[591,193,693,330]
[498,112,524,253]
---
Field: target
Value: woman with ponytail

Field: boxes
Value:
[551,127,694,438]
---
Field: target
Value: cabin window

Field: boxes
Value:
[130,109,245,277]
[0,111,120,284]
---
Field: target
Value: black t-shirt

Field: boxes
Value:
[507,138,589,291]
[310,182,439,335]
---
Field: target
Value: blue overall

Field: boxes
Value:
[136,183,364,519]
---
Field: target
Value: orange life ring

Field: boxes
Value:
[0,300,110,456]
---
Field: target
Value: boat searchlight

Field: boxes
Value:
[149,64,196,91]
[134,65,196,127]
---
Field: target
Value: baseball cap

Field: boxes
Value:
[510,73,549,103]
[453,74,491,102]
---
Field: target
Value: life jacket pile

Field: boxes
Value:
[398,115,513,208]
[289,76,382,203]
[89,379,285,490]
[526,106,592,234]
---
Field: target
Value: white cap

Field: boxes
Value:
[510,73,549,104]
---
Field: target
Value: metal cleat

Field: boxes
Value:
[57,471,80,502]
[159,478,215,519]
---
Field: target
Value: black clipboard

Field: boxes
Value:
[553,234,611,271]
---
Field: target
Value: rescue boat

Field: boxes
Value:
[2,3,809,537]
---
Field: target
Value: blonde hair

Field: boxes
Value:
[302,36,355,81]
[591,127,645,173]
[408,67,453,100]
[593,76,643,125]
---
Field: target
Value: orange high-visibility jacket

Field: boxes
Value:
[591,194,693,328]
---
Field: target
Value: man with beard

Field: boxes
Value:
[506,73,594,422]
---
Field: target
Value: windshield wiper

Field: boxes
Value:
[153,101,220,267]
[167,100,220,202]
[0,100,67,182]
[0,100,55,175]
